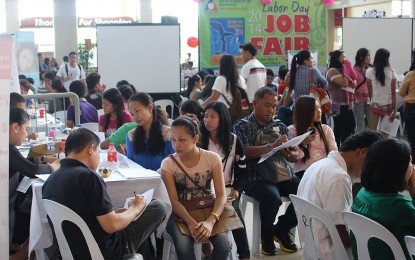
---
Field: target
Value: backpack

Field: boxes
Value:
[65,63,83,79]
[221,85,252,124]
[242,118,293,183]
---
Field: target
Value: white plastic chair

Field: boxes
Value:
[82,122,99,132]
[405,235,415,257]
[342,211,406,260]
[155,99,174,119]
[289,195,348,259]
[162,231,235,260]
[240,193,294,255]
[97,109,105,117]
[43,199,105,260]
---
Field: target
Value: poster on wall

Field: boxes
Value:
[15,31,40,91]
[198,0,327,69]
[0,34,12,258]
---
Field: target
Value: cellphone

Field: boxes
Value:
[310,127,316,134]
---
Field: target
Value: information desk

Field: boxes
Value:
[28,152,171,259]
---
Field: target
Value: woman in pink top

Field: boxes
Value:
[99,88,132,138]
[353,48,371,132]
[288,96,337,178]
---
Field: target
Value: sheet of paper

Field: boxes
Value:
[123,189,154,221]
[35,174,51,182]
[101,171,126,182]
[258,131,311,164]
[378,115,400,137]
[117,168,160,179]
[17,176,37,193]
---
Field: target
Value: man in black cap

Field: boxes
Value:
[240,42,266,103]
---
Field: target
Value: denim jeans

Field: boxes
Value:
[231,197,250,258]
[353,101,370,132]
[243,178,300,239]
[404,103,415,163]
[333,105,356,147]
[166,217,231,260]
[121,200,167,257]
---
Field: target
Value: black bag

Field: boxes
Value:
[242,119,293,183]
[16,186,33,214]
[221,85,252,124]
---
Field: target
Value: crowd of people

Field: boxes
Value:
[8,43,415,260]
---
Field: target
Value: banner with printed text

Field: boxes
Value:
[0,34,12,257]
[198,0,327,69]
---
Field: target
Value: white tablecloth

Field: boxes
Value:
[28,153,172,259]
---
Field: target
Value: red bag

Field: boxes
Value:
[370,105,387,116]
[309,69,333,115]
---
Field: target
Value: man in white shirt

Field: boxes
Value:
[297,131,382,259]
[56,51,86,90]
[240,42,266,103]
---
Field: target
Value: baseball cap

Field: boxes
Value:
[239,42,257,56]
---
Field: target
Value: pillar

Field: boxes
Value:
[5,0,19,33]
[53,0,77,63]
[140,0,152,23]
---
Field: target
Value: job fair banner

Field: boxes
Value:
[198,0,327,69]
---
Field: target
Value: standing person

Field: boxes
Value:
[327,50,356,147]
[289,50,327,102]
[201,55,249,123]
[399,58,415,163]
[240,42,266,103]
[126,92,174,171]
[85,72,105,110]
[66,80,98,128]
[199,102,251,259]
[161,116,231,260]
[56,51,86,91]
[233,87,300,256]
[297,131,383,260]
[99,88,132,138]
[42,128,166,259]
[353,48,371,132]
[288,96,337,179]
[351,139,415,260]
[367,48,397,132]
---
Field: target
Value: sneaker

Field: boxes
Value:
[261,237,277,256]
[274,230,298,253]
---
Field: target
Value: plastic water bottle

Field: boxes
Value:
[107,143,117,162]
[47,137,55,155]
[48,122,55,140]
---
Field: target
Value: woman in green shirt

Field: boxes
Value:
[351,138,415,260]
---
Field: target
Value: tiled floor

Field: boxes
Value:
[240,200,302,260]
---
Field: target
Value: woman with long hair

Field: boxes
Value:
[366,48,397,131]
[161,115,231,260]
[179,99,204,122]
[399,58,415,163]
[202,55,247,108]
[98,88,132,138]
[126,92,173,170]
[289,50,327,101]
[48,79,71,114]
[9,107,60,257]
[351,139,415,259]
[199,101,250,259]
[288,96,337,179]
[186,74,202,100]
[326,50,356,147]
[353,48,371,132]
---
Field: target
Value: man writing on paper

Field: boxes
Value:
[233,87,300,255]
[43,128,166,259]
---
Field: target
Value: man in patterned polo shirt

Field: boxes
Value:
[233,87,300,256]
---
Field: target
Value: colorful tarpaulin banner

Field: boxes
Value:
[198,0,327,69]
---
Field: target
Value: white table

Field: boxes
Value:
[28,153,172,259]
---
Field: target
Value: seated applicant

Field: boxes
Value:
[42,128,166,259]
